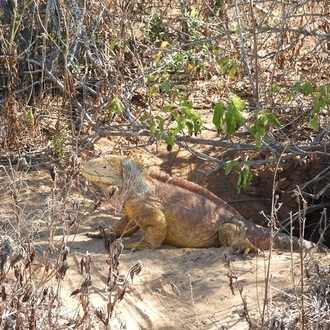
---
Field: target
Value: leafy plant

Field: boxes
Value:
[147,16,167,41]
[212,94,245,134]
[213,95,280,150]
[141,98,202,150]
[26,110,35,125]
[286,80,314,100]
[108,96,123,119]
[214,96,280,191]
[308,84,330,131]
[216,56,239,79]
[250,112,280,150]
[54,131,67,158]
[287,81,330,131]
[148,8,215,76]
[225,160,252,193]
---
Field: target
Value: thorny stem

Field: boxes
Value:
[261,154,284,327]
[295,186,306,330]
[234,0,260,108]
[249,0,260,107]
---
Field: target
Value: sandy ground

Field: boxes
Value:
[0,154,329,330]
[52,227,326,330]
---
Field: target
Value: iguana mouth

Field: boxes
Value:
[81,168,123,188]
[81,167,116,185]
[83,169,104,180]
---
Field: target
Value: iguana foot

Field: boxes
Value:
[124,241,155,251]
[86,224,120,252]
[218,223,258,256]
[85,222,117,239]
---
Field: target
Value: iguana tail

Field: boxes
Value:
[244,220,314,251]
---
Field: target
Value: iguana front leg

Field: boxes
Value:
[123,200,168,251]
[112,215,139,237]
[86,215,139,240]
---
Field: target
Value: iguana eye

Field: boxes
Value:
[101,165,108,169]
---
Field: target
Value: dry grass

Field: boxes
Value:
[0,160,142,329]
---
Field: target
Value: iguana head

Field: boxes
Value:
[81,155,145,187]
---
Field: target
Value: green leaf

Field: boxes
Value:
[226,98,245,134]
[228,61,238,78]
[158,117,165,131]
[26,110,34,124]
[256,114,268,128]
[161,71,170,79]
[161,79,171,93]
[108,97,122,117]
[249,124,257,136]
[272,85,281,92]
[302,82,313,95]
[162,104,175,113]
[237,163,252,193]
[225,110,236,134]
[254,132,262,151]
[155,115,164,121]
[150,121,156,133]
[182,105,192,117]
[140,114,151,121]
[149,84,159,97]
[231,95,245,111]
[109,40,117,51]
[292,82,301,92]
[225,160,238,175]
[217,56,229,67]
[190,7,198,17]
[112,98,122,113]
[315,86,327,100]
[192,114,202,136]
[181,99,193,110]
[265,113,280,127]
[313,100,326,113]
[170,110,179,120]
[186,121,194,136]
[176,115,186,130]
[212,102,225,131]
[220,63,230,74]
[286,92,293,101]
[169,126,180,136]
[310,117,319,131]
[146,74,156,82]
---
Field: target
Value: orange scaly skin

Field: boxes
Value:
[81,156,314,253]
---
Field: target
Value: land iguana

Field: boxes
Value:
[81,155,314,254]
